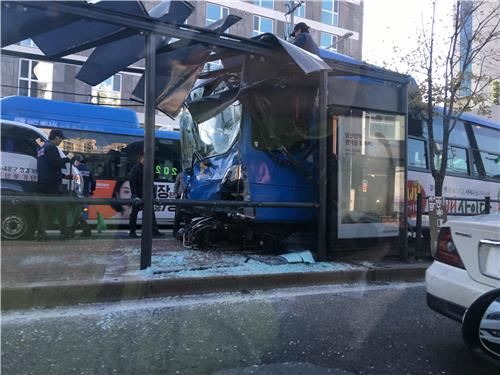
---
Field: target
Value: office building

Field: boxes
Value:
[0,1,364,129]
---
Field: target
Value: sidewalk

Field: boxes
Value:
[1,231,430,310]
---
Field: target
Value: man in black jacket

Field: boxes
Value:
[129,152,164,238]
[291,22,320,56]
[36,129,72,240]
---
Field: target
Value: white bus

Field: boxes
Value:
[407,109,500,228]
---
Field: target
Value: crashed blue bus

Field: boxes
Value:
[170,44,409,250]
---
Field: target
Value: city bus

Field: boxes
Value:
[407,108,500,228]
[0,96,181,228]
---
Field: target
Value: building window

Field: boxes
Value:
[321,0,339,26]
[253,15,273,36]
[254,0,274,10]
[91,74,122,106]
[206,3,229,25]
[320,32,338,50]
[18,59,53,99]
[296,2,305,18]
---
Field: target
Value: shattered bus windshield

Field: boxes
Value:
[180,100,242,164]
[196,101,242,158]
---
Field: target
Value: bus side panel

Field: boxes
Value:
[240,113,317,223]
[87,180,176,225]
[407,169,500,228]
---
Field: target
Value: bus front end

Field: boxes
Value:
[178,76,320,249]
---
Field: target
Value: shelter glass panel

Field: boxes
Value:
[338,111,405,238]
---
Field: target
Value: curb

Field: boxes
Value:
[1,264,428,311]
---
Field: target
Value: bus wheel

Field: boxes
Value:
[1,208,36,240]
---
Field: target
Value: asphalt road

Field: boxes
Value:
[1,282,497,375]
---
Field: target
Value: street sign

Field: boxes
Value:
[429,196,447,256]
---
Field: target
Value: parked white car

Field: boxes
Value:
[426,213,500,321]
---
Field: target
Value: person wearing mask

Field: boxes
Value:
[73,155,96,237]
[291,22,320,56]
[36,129,72,240]
[128,152,164,238]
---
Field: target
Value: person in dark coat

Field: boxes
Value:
[36,129,72,240]
[73,154,96,237]
[128,152,164,238]
[291,22,320,56]
[74,155,96,197]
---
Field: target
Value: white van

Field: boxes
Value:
[1,120,83,240]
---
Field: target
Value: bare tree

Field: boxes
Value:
[427,1,500,195]
[386,0,500,196]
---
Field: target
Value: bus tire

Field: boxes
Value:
[1,207,36,240]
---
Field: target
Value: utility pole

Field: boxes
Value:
[285,0,304,41]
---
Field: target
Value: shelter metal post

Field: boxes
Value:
[416,192,423,257]
[141,32,156,270]
[318,70,328,261]
[400,83,409,261]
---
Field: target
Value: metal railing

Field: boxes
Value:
[1,194,319,209]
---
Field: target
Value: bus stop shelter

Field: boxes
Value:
[2,1,409,264]
[1,0,334,267]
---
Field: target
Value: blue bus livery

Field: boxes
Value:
[1,96,181,226]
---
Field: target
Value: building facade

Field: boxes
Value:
[459,0,500,121]
[1,0,364,130]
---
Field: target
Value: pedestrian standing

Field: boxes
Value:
[291,22,320,56]
[73,154,96,237]
[128,152,164,238]
[36,129,72,240]
[174,170,186,199]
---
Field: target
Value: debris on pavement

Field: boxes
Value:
[278,250,315,264]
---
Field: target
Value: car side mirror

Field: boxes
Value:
[462,288,500,365]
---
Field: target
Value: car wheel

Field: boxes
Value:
[1,208,36,240]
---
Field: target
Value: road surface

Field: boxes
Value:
[2,282,496,374]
